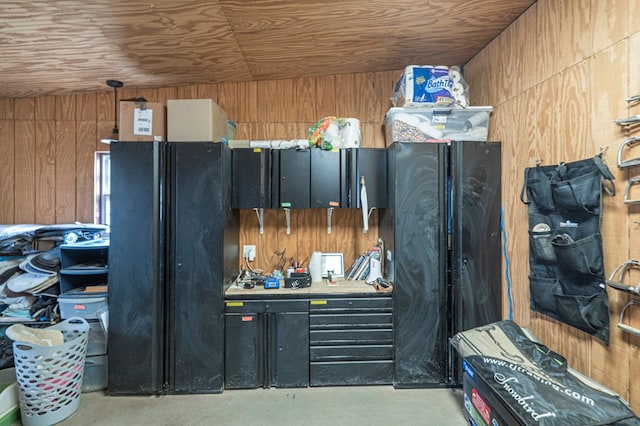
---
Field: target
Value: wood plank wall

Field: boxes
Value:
[8,0,638,407]
[0,70,399,273]
[464,0,640,411]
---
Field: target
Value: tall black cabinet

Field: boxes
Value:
[379,141,501,388]
[108,142,239,395]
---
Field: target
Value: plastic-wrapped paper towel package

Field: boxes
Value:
[308,116,361,150]
[391,65,469,108]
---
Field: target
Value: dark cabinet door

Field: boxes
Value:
[271,312,309,387]
[379,142,449,387]
[310,149,347,208]
[232,148,272,208]
[168,142,229,393]
[349,148,387,208]
[108,142,164,395]
[450,141,502,384]
[273,149,311,208]
[224,299,309,389]
[224,313,262,389]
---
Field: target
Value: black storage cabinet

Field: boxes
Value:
[232,148,272,208]
[225,299,309,389]
[310,149,348,208]
[272,149,311,208]
[378,141,501,388]
[108,142,238,395]
[309,296,393,386]
[348,148,387,208]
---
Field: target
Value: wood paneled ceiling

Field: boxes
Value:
[1,0,535,98]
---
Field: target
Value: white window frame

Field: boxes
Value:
[94,151,111,226]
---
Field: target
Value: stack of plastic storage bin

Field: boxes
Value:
[385,65,492,146]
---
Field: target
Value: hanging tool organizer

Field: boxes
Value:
[521,154,615,344]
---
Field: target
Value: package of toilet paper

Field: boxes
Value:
[391,65,469,108]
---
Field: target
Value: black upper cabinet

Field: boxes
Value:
[232,147,386,209]
[232,148,272,208]
[349,148,387,208]
[272,149,311,208]
[310,149,348,208]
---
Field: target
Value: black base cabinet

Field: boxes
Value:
[309,297,393,386]
[224,300,309,389]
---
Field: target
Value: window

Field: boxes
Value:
[94,152,110,226]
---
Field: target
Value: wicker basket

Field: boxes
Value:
[13,317,89,426]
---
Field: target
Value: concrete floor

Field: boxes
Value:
[52,387,468,426]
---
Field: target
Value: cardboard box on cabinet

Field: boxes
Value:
[167,99,229,142]
[119,101,166,142]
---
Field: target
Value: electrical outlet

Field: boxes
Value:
[243,245,256,261]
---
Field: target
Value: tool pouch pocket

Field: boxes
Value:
[522,168,555,211]
[551,170,601,214]
[529,225,556,263]
[551,233,604,275]
[554,289,609,336]
[530,276,609,340]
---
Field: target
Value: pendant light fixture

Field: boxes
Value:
[100,79,124,144]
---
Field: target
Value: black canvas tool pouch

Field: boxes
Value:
[520,156,615,344]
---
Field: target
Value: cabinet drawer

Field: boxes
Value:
[310,361,393,386]
[310,344,392,362]
[225,300,264,313]
[309,297,391,313]
[310,313,392,329]
[310,329,393,346]
[264,300,308,313]
[224,299,308,314]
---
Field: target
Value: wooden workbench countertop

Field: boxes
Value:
[224,279,389,298]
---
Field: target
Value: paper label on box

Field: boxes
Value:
[134,108,153,136]
[432,114,448,129]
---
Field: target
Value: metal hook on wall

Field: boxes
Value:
[626,94,640,104]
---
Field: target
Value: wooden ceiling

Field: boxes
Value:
[1,0,535,98]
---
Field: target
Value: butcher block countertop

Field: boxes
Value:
[225,279,391,299]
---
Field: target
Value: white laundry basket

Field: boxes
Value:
[12,317,89,426]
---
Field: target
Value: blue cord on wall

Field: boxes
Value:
[501,207,514,321]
